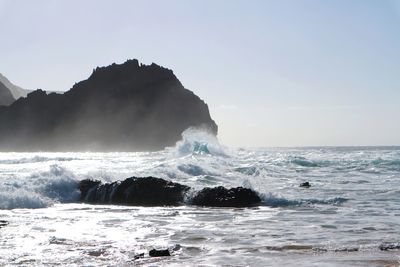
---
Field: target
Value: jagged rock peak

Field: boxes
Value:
[90,59,174,78]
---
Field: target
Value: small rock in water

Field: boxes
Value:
[379,242,400,251]
[0,220,8,228]
[172,244,181,251]
[134,253,145,260]
[300,182,311,188]
[87,249,105,257]
[334,247,359,252]
[149,249,171,257]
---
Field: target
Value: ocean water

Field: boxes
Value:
[0,130,400,266]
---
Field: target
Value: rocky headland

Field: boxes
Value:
[0,60,217,151]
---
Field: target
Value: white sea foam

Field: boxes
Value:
[0,145,400,266]
[173,127,229,157]
[0,156,77,164]
[260,192,348,207]
[0,164,79,209]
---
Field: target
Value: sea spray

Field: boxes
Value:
[172,127,229,157]
[0,164,80,209]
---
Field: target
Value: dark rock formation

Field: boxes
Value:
[0,220,8,228]
[80,177,190,206]
[299,182,311,188]
[0,60,218,151]
[79,177,262,208]
[149,249,171,257]
[379,242,400,251]
[333,247,359,252]
[190,186,261,207]
[0,80,15,106]
[78,179,102,199]
[134,253,145,260]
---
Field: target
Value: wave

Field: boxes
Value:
[0,156,78,165]
[289,156,332,168]
[0,165,80,209]
[234,166,260,176]
[263,242,400,253]
[172,128,228,157]
[0,190,50,209]
[288,155,400,172]
[370,158,400,171]
[260,193,348,207]
[0,162,349,209]
[177,164,209,176]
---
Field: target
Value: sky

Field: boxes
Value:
[0,0,399,147]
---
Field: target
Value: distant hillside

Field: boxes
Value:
[0,73,31,100]
[0,59,218,151]
[0,80,15,106]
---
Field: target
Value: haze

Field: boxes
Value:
[1,0,399,147]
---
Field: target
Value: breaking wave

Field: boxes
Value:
[0,165,80,209]
[290,156,332,168]
[261,193,348,207]
[370,158,400,171]
[1,138,395,211]
[173,128,228,157]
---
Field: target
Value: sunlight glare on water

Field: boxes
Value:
[0,132,400,266]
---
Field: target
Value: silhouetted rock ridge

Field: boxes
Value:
[0,59,218,151]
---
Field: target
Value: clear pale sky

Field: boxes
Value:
[1,0,399,147]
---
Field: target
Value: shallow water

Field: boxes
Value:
[0,131,400,266]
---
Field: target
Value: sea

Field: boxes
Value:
[0,129,399,266]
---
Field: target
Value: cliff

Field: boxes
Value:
[0,80,15,106]
[0,59,218,151]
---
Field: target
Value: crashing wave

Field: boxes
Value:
[0,165,80,209]
[173,128,228,157]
